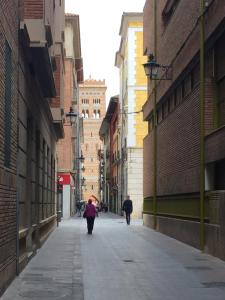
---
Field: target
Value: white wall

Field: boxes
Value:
[127,147,143,219]
[63,185,71,219]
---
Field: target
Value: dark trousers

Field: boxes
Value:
[125,212,131,225]
[86,216,95,234]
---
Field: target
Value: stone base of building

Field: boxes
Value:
[143,213,225,261]
[18,216,57,273]
[0,261,16,297]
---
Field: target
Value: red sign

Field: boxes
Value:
[57,174,71,185]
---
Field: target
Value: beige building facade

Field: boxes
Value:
[79,79,106,202]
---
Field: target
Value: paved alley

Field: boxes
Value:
[2,213,225,300]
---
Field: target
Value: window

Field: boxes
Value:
[162,0,181,26]
[174,88,178,106]
[82,99,89,104]
[4,40,12,168]
[191,64,200,89]
[168,96,172,113]
[81,110,85,118]
[93,98,101,104]
[148,119,153,133]
[162,102,168,119]
[96,110,100,118]
[182,75,191,99]
[157,108,162,124]
[215,35,225,127]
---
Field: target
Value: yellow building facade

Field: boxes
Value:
[115,13,147,218]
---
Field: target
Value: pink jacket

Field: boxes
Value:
[84,203,96,217]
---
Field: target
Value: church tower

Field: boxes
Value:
[79,78,106,202]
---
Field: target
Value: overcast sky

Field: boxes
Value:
[65,0,145,106]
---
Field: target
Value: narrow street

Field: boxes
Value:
[1,214,225,300]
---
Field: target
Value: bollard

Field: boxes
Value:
[57,210,62,226]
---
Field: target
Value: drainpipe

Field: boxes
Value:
[199,0,205,251]
[16,159,20,275]
[16,2,20,271]
[153,0,158,230]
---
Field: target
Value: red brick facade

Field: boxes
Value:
[0,0,18,294]
[143,0,225,259]
[80,79,106,202]
[57,59,74,172]
[24,0,44,19]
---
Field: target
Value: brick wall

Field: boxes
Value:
[144,0,225,103]
[143,0,225,259]
[80,80,106,201]
[157,87,200,195]
[23,0,44,19]
[57,59,73,171]
[0,0,18,294]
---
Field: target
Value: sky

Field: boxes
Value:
[65,0,145,106]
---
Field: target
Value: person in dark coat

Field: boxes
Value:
[122,195,133,225]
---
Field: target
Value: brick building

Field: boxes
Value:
[56,13,83,219]
[0,0,65,294]
[79,79,106,202]
[0,0,18,293]
[143,0,225,259]
[99,96,120,212]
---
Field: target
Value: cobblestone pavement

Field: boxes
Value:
[2,213,225,300]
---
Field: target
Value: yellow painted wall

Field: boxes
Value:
[128,22,143,28]
[134,31,148,147]
[135,90,148,147]
[135,31,147,86]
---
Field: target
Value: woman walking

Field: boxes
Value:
[84,199,96,234]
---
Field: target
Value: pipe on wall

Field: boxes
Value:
[199,0,205,251]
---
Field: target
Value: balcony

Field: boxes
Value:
[20,1,56,98]
[50,108,64,140]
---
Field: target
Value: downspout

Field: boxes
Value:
[16,0,20,273]
[153,0,157,230]
[16,138,20,275]
[199,0,205,250]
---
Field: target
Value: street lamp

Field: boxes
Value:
[66,107,78,125]
[81,177,86,186]
[65,107,84,209]
[77,152,85,163]
[143,54,172,80]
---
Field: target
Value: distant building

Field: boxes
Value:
[57,14,83,219]
[115,13,148,218]
[79,78,106,202]
[99,96,120,212]
[143,0,225,260]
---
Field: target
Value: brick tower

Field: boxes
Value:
[79,78,106,202]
